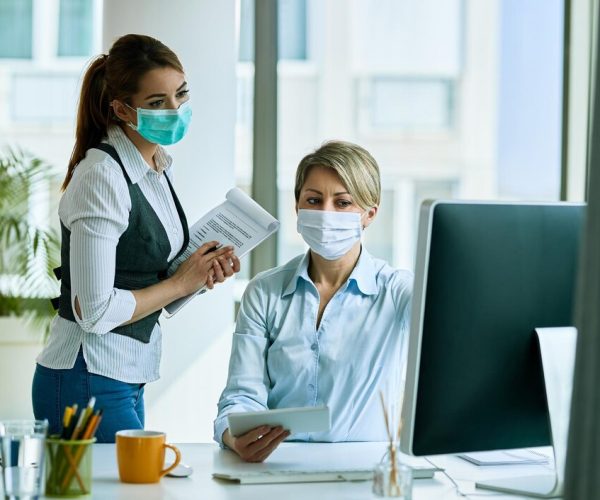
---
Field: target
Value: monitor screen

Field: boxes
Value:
[400,201,584,456]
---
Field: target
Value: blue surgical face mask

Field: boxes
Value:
[126,102,192,145]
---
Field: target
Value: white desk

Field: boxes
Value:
[88,443,558,499]
[23,443,559,499]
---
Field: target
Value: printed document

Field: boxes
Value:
[163,188,279,317]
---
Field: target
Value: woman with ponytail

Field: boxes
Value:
[32,34,240,442]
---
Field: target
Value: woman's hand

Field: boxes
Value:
[222,426,290,463]
[206,252,241,290]
[171,241,235,296]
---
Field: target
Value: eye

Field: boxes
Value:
[306,197,321,205]
[177,89,190,99]
[148,99,164,108]
[336,199,353,208]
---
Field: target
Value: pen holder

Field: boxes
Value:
[372,447,412,499]
[45,437,96,498]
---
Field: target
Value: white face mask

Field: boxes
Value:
[297,209,363,260]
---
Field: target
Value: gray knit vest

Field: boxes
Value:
[53,143,189,343]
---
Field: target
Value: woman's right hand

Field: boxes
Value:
[222,426,290,463]
[170,241,234,297]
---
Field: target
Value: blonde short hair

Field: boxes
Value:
[294,140,381,210]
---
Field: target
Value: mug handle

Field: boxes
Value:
[160,443,182,478]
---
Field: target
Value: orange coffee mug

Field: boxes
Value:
[115,430,181,483]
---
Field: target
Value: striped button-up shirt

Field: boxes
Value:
[37,125,185,383]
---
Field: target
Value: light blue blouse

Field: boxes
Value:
[214,248,412,445]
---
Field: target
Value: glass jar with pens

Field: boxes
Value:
[45,397,102,498]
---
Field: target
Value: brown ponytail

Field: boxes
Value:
[62,34,185,190]
[62,54,109,190]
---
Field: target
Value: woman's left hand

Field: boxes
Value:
[206,253,241,289]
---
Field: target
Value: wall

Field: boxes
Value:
[102,0,237,442]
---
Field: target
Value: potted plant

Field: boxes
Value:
[0,148,60,340]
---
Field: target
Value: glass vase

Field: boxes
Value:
[372,445,412,499]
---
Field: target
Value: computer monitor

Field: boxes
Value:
[400,201,584,496]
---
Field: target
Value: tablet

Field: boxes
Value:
[227,406,330,437]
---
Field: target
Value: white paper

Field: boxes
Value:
[458,450,550,466]
[163,188,279,317]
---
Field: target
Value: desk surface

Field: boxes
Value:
[91,443,558,499]
[7,442,559,499]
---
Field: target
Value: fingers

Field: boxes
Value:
[235,426,290,463]
[197,241,220,255]
[202,249,241,289]
[249,430,290,463]
[216,254,236,279]
[231,255,241,273]
[237,426,272,448]
[182,242,241,294]
[215,246,235,257]
[245,427,286,455]
[206,272,215,289]
[195,242,235,259]
[212,259,226,283]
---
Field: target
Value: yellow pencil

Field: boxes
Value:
[62,406,73,430]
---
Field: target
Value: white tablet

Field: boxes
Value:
[227,406,330,437]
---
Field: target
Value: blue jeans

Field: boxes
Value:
[31,349,145,443]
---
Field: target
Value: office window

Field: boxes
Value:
[58,0,94,57]
[238,0,254,62]
[273,0,564,274]
[238,0,307,62]
[359,78,455,132]
[0,0,33,59]
[11,73,80,123]
[278,0,307,60]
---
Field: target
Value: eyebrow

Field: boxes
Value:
[304,188,350,196]
[144,81,188,100]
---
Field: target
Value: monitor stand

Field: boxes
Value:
[476,327,577,498]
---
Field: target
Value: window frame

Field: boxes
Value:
[0,0,102,68]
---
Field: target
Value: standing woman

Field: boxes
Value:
[32,34,239,442]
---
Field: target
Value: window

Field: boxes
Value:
[278,0,307,60]
[237,0,565,279]
[0,0,33,59]
[58,0,94,57]
[238,0,307,62]
[11,73,80,123]
[275,0,565,273]
[358,77,455,133]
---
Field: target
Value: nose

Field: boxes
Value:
[166,96,179,110]
[322,198,337,211]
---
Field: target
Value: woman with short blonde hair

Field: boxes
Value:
[215,140,412,462]
[294,140,381,209]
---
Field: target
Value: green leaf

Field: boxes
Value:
[0,147,60,340]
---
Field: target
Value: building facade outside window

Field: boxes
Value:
[235,0,565,276]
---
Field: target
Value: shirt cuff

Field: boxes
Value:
[73,288,137,335]
[214,414,231,448]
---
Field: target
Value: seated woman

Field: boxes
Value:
[214,141,412,462]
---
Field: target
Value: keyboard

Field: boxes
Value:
[212,464,441,484]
